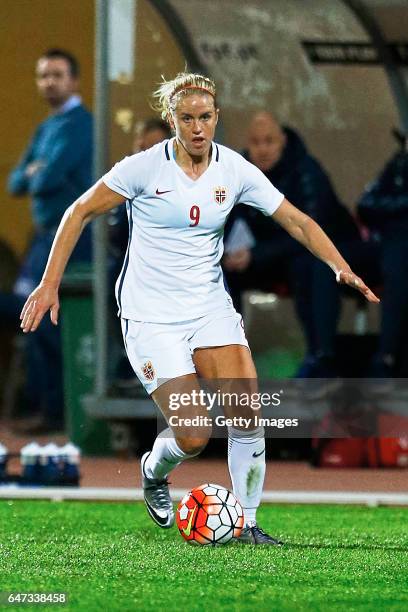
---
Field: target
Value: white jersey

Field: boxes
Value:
[102,138,284,323]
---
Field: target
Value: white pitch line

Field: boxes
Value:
[0,486,407,506]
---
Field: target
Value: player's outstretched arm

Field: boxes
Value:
[272,198,380,303]
[20,180,125,333]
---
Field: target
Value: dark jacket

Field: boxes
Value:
[357,146,408,239]
[227,127,359,265]
[8,105,93,230]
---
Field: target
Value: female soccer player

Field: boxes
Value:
[20,73,379,545]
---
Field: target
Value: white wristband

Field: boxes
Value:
[335,270,343,283]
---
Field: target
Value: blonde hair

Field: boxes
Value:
[153,72,217,121]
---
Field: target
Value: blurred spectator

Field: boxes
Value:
[223,111,360,376]
[132,118,172,156]
[357,129,408,376]
[3,48,93,433]
[297,129,408,383]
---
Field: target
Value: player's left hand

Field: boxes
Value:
[336,270,380,303]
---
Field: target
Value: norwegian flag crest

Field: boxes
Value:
[214,186,227,204]
[142,361,155,381]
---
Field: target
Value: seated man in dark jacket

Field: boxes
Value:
[223,111,360,375]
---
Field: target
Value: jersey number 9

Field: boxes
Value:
[189,205,200,227]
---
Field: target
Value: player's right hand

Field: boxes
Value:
[20,281,60,333]
[336,270,380,303]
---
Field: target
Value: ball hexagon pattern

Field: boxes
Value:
[178,504,189,521]
[176,483,244,546]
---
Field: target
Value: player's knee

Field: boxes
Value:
[177,436,209,456]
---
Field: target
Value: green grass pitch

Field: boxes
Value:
[0,501,407,611]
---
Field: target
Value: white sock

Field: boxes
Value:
[143,428,199,480]
[227,426,266,526]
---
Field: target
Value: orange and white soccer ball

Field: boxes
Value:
[176,483,244,546]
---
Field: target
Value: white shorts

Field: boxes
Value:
[121,306,249,394]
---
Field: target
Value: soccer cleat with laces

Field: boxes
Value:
[140,452,175,528]
[236,521,284,545]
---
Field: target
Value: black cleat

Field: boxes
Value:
[236,521,284,546]
[141,452,174,528]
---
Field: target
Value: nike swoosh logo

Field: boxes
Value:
[252,449,265,458]
[156,188,173,195]
[182,506,197,536]
[144,497,170,527]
